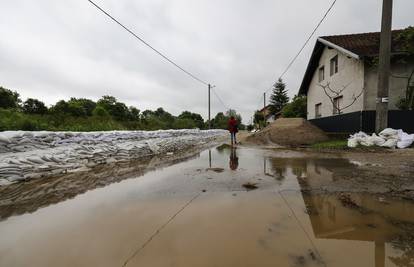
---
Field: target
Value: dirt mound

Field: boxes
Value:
[246,118,328,146]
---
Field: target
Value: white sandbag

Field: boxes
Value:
[0,135,11,144]
[397,132,414,149]
[380,138,398,149]
[347,138,359,148]
[360,137,374,147]
[379,128,399,139]
[370,133,386,146]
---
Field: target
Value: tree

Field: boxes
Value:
[96,95,129,120]
[0,87,21,109]
[253,110,265,128]
[394,26,414,110]
[225,109,242,124]
[22,98,48,115]
[127,106,140,121]
[318,82,363,115]
[67,98,96,116]
[51,100,70,114]
[282,95,307,118]
[269,78,289,114]
[172,118,197,129]
[92,106,110,117]
[211,112,227,129]
[178,111,204,129]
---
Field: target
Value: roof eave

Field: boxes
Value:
[317,37,361,60]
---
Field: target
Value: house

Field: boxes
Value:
[299,29,414,133]
[258,105,282,124]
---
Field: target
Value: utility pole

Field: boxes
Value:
[263,92,266,128]
[375,0,393,133]
[208,84,211,129]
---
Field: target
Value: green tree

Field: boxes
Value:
[51,100,70,114]
[269,78,289,114]
[67,98,96,116]
[92,105,110,117]
[96,95,129,120]
[225,109,242,124]
[127,106,140,121]
[253,110,265,128]
[395,26,414,110]
[178,111,204,129]
[211,112,227,129]
[22,98,48,115]
[172,118,197,129]
[282,95,307,118]
[0,86,21,109]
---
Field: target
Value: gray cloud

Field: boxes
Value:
[0,0,413,123]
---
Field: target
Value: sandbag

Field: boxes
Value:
[380,138,398,149]
[397,132,414,149]
[348,129,413,149]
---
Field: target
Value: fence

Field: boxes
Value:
[309,110,414,133]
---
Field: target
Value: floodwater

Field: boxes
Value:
[0,146,413,267]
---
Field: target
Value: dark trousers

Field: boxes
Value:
[230,132,237,145]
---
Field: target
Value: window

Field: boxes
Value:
[330,55,338,76]
[333,96,343,115]
[315,103,322,118]
[318,66,325,82]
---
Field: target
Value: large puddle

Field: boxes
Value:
[0,146,413,267]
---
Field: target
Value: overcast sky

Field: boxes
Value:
[0,0,413,123]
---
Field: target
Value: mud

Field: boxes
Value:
[0,145,413,267]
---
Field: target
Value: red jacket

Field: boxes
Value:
[228,118,238,133]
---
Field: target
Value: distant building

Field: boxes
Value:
[299,29,414,133]
[258,105,282,124]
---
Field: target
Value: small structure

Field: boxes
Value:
[258,105,281,124]
[299,29,414,133]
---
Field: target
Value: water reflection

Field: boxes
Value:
[229,148,239,170]
[1,146,414,267]
[0,149,202,221]
[263,156,414,267]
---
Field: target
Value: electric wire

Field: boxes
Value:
[257,0,338,112]
[86,0,209,86]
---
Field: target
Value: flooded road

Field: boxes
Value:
[0,146,414,267]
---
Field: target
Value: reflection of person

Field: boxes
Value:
[229,147,239,170]
[228,116,238,146]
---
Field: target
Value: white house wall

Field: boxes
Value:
[307,46,365,120]
[363,59,414,110]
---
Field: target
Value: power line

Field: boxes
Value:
[86,0,209,86]
[210,87,229,111]
[278,0,338,82]
[263,0,338,95]
[252,0,338,118]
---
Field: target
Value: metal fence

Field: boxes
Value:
[309,110,414,133]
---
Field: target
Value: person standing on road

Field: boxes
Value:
[228,116,238,146]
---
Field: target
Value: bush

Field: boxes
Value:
[92,106,110,117]
[282,95,307,118]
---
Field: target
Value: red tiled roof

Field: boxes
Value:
[320,30,405,57]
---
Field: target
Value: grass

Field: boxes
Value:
[311,139,395,152]
[311,140,348,149]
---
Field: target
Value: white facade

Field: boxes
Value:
[307,47,365,120]
[306,45,413,120]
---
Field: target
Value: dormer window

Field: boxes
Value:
[330,55,338,76]
[318,66,325,82]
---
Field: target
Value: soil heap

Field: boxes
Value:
[246,118,328,147]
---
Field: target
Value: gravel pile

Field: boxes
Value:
[0,129,226,185]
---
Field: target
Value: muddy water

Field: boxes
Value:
[0,146,413,267]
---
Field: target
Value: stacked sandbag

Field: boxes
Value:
[348,128,414,149]
[0,129,226,185]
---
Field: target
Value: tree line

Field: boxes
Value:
[0,86,243,132]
